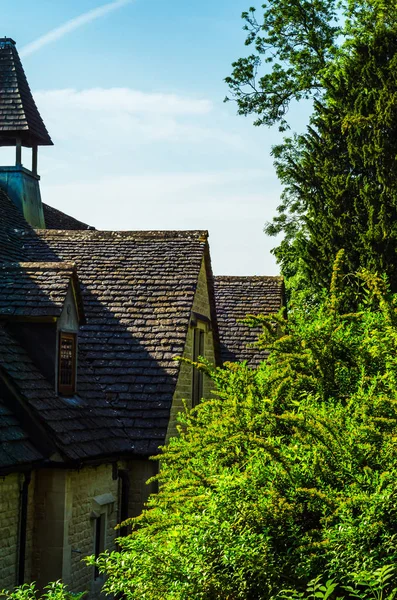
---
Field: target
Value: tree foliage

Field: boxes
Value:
[225,0,339,130]
[268,22,397,295]
[0,582,84,600]
[227,0,397,297]
[90,257,397,599]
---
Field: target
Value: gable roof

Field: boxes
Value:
[0,393,44,470]
[22,229,211,455]
[0,261,84,321]
[0,324,131,465]
[0,189,30,261]
[43,203,92,231]
[214,276,285,368]
[0,38,52,147]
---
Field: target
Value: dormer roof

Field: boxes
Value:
[0,323,130,467]
[0,261,85,323]
[0,395,44,470]
[0,38,53,147]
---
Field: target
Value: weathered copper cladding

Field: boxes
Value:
[0,38,53,147]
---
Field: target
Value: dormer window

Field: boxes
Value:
[58,332,77,395]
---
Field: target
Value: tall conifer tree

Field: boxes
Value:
[227,1,397,294]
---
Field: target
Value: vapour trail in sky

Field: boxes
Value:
[20,0,133,58]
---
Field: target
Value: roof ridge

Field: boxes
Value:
[0,261,76,270]
[214,275,283,281]
[30,229,209,240]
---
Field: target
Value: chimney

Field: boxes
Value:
[0,38,53,228]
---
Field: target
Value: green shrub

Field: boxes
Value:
[278,565,397,600]
[87,257,397,598]
[0,582,85,600]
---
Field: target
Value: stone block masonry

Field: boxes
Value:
[167,257,216,440]
[127,458,158,518]
[0,472,36,590]
[0,461,170,597]
[30,465,120,598]
[0,474,20,590]
[68,464,119,595]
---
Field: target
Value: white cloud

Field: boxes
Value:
[33,88,242,149]
[44,169,267,199]
[34,88,212,116]
[32,86,281,276]
[20,0,133,58]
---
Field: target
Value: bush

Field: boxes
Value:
[278,565,397,600]
[88,256,397,598]
[0,582,85,600]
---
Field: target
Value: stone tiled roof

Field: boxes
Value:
[0,261,84,319]
[43,203,92,231]
[22,229,210,455]
[214,276,285,368]
[0,188,29,261]
[0,38,52,146]
[0,395,44,470]
[0,324,131,463]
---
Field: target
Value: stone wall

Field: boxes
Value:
[32,469,70,588]
[31,465,119,598]
[126,458,158,518]
[0,473,20,589]
[0,472,35,590]
[68,464,119,596]
[167,257,216,440]
[0,461,160,596]
[25,472,36,583]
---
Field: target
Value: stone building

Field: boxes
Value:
[0,38,285,596]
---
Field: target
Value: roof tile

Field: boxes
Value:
[21,229,208,453]
[214,276,285,367]
[0,39,52,146]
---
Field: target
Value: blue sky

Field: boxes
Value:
[2,0,310,275]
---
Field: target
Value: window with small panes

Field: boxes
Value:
[58,332,77,395]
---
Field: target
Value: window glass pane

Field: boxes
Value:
[192,328,205,407]
[58,333,76,394]
[94,514,105,580]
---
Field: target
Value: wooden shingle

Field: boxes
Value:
[0,38,52,147]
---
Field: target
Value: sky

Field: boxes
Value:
[2,0,311,275]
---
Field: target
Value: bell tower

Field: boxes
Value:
[0,38,53,228]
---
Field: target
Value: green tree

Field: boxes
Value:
[90,258,397,599]
[225,0,339,131]
[227,1,397,297]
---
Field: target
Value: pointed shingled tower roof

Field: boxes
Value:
[0,38,52,147]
